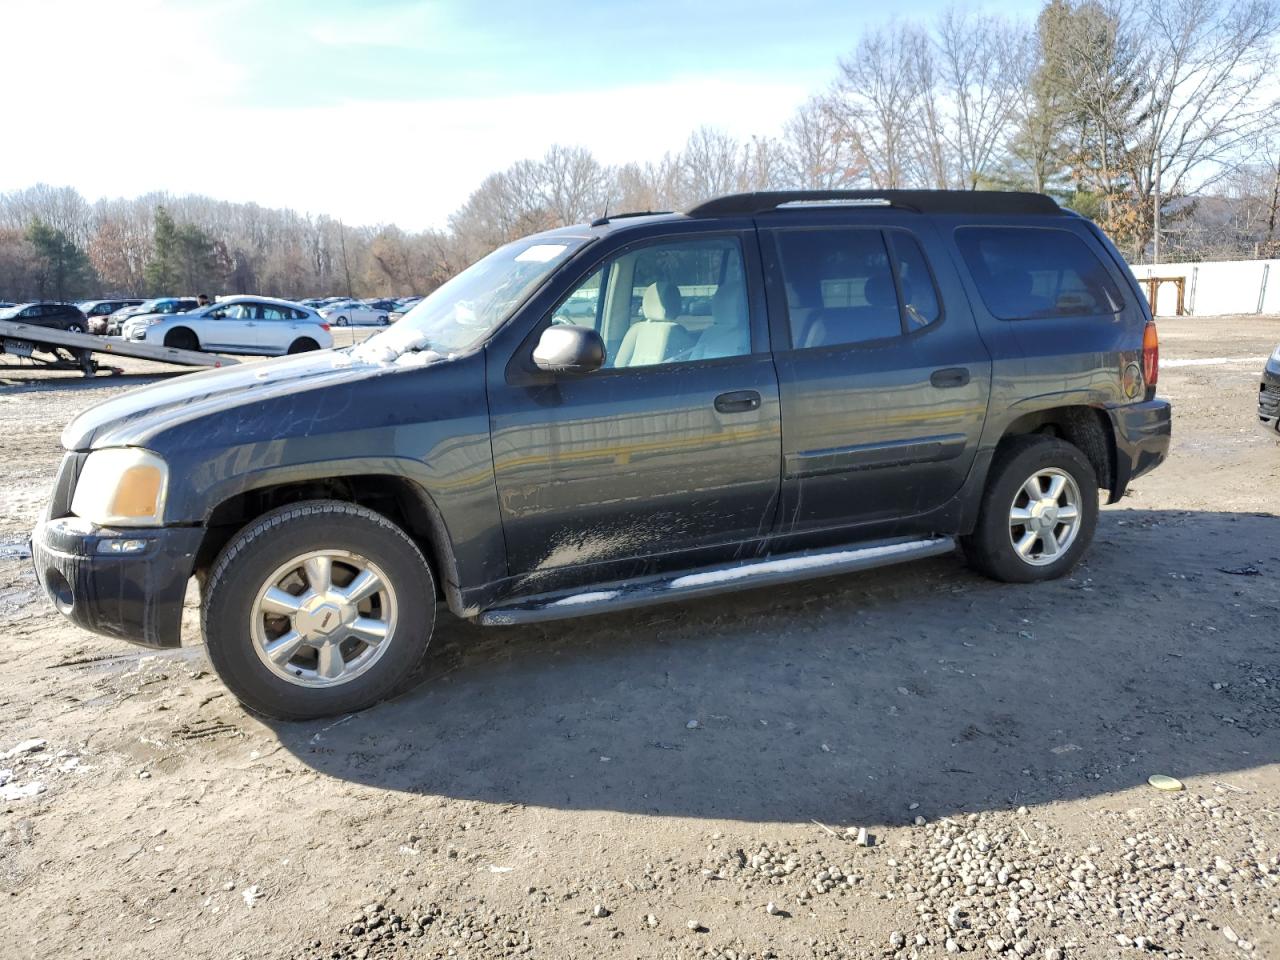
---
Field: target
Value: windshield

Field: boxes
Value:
[364,236,586,356]
[0,304,27,320]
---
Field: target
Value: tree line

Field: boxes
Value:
[3,0,1280,305]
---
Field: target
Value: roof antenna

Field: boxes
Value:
[592,198,612,228]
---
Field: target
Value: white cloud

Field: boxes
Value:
[5,68,809,229]
[305,3,453,48]
[2,1,811,229]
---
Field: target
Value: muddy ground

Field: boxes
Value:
[0,318,1277,960]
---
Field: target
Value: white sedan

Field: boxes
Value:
[125,296,334,356]
[318,300,389,327]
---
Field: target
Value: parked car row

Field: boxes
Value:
[100,297,200,335]
[297,295,423,325]
[0,294,334,357]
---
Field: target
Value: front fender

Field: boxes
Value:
[144,354,505,601]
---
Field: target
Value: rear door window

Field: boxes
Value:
[890,233,941,329]
[955,226,1124,319]
[774,228,942,348]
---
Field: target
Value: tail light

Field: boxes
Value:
[320,323,330,332]
[1142,321,1159,387]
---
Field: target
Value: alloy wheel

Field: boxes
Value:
[1007,468,1082,566]
[249,549,398,687]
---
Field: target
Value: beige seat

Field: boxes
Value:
[613,281,694,367]
[688,283,750,360]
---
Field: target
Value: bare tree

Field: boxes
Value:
[538,145,609,224]
[830,22,935,189]
[680,126,746,205]
[779,97,862,189]
[1125,0,1280,252]
[935,8,1032,189]
[608,155,684,212]
[0,184,93,246]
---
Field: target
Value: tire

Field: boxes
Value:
[66,322,85,334]
[202,500,436,720]
[164,327,199,351]
[335,316,348,326]
[961,435,1099,584]
[377,315,388,326]
[287,337,319,354]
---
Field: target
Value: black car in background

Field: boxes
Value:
[79,299,145,334]
[0,301,90,332]
[1260,344,1280,441]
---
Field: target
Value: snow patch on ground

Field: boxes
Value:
[550,591,621,607]
[1162,356,1268,367]
[669,539,945,590]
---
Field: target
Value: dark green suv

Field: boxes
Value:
[32,190,1171,719]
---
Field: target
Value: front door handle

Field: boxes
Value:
[930,367,970,389]
[714,389,761,413]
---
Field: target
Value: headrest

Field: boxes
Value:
[641,281,682,321]
[864,274,898,308]
[710,283,745,326]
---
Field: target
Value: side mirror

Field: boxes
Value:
[531,324,605,374]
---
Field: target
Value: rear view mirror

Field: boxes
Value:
[532,324,605,374]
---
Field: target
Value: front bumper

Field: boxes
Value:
[1106,398,1172,501]
[1259,369,1280,442]
[30,516,202,648]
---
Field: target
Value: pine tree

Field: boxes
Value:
[144,206,182,294]
[25,218,95,300]
[145,206,224,294]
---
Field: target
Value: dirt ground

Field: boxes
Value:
[0,318,1277,960]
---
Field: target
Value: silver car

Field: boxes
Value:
[126,296,334,355]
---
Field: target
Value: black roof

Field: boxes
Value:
[685,190,1062,218]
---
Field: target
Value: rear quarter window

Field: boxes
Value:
[956,226,1124,320]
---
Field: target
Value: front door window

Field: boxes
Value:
[552,237,753,368]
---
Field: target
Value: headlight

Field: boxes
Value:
[1268,344,1280,371]
[71,448,169,527]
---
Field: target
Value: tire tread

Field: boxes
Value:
[202,499,433,720]
[961,435,1099,583]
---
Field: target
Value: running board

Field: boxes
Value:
[479,536,956,626]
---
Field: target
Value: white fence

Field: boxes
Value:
[1129,258,1280,317]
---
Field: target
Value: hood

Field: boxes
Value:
[61,344,447,451]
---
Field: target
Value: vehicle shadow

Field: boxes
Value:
[267,508,1279,826]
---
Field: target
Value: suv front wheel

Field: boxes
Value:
[962,435,1099,583]
[202,500,436,719]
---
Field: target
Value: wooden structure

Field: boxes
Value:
[1138,276,1186,316]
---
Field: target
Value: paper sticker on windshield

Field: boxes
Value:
[515,244,569,263]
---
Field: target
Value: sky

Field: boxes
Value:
[4,0,1043,230]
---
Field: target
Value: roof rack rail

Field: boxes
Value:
[685,190,1061,218]
[591,209,674,227]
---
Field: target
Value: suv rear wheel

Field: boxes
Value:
[962,435,1098,583]
[202,500,436,720]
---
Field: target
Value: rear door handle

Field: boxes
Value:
[714,390,761,413]
[930,367,970,389]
